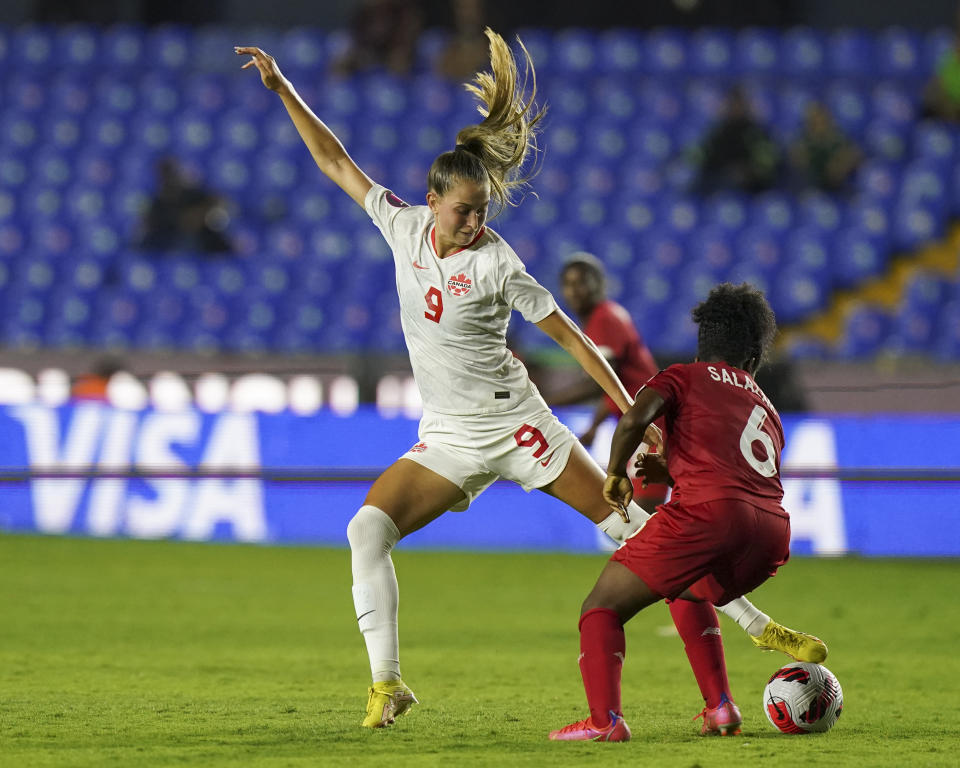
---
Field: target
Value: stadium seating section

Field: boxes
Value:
[1,23,959,359]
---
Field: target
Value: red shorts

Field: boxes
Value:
[611,498,790,605]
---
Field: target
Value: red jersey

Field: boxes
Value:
[584,300,659,416]
[644,361,786,515]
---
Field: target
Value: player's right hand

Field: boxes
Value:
[235,46,287,92]
[603,473,633,521]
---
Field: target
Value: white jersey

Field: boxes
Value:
[364,183,558,415]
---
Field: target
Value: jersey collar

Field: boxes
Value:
[430,225,486,259]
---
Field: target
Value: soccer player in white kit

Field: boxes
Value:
[236,30,826,729]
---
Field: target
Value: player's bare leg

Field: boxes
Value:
[347,459,465,727]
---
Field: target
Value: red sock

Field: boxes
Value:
[667,599,730,708]
[578,607,625,727]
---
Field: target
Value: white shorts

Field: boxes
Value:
[400,392,579,512]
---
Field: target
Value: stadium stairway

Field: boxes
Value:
[779,221,960,354]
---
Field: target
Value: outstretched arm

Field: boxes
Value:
[236,46,374,207]
[537,310,661,447]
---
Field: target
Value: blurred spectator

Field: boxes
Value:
[70,356,126,402]
[788,103,862,193]
[137,157,233,254]
[923,2,960,121]
[691,85,781,194]
[332,0,423,76]
[435,0,491,81]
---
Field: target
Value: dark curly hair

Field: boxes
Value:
[692,283,777,372]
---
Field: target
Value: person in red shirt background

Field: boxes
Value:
[549,252,668,513]
[550,282,808,742]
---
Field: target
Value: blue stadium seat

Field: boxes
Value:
[99,24,146,71]
[734,28,780,77]
[870,81,916,126]
[892,200,942,251]
[795,191,842,233]
[628,121,675,165]
[57,25,99,71]
[922,28,955,78]
[863,118,908,161]
[750,192,795,232]
[885,304,938,355]
[644,28,688,78]
[780,27,827,80]
[596,29,643,74]
[770,266,830,324]
[13,25,56,71]
[145,25,191,71]
[824,81,869,138]
[784,227,831,283]
[827,28,874,78]
[590,77,640,123]
[551,29,598,74]
[734,225,783,275]
[875,27,923,80]
[934,300,960,360]
[911,120,957,162]
[1,112,41,155]
[48,74,93,115]
[830,227,887,289]
[638,80,683,125]
[838,304,890,358]
[855,159,902,205]
[689,29,735,78]
[684,79,726,126]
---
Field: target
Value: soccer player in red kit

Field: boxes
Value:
[551,253,666,512]
[550,283,801,742]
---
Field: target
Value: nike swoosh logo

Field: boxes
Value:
[540,453,555,468]
[357,610,375,622]
[413,262,430,270]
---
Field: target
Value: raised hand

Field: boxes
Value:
[235,46,287,92]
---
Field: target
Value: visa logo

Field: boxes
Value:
[11,404,267,542]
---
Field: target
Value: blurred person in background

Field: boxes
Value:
[691,85,781,194]
[70,355,126,402]
[237,29,823,732]
[435,0,492,81]
[551,284,811,742]
[923,2,960,121]
[547,252,668,514]
[137,157,233,254]
[788,103,862,193]
[331,0,423,76]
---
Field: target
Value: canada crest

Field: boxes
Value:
[447,273,472,296]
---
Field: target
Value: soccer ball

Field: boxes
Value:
[763,662,843,734]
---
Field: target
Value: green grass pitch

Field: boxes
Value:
[1,534,957,767]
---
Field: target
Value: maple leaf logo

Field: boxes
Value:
[447,273,472,296]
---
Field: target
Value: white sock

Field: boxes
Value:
[346,505,402,683]
[596,501,651,544]
[717,596,770,637]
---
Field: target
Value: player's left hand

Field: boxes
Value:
[603,473,633,522]
[634,453,672,487]
[642,423,663,453]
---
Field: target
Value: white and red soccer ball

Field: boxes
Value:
[763,662,843,734]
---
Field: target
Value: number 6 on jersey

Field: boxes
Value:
[739,405,778,477]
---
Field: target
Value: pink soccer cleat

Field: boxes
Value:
[695,694,742,736]
[549,711,631,742]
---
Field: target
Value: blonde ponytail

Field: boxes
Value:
[427,28,546,217]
